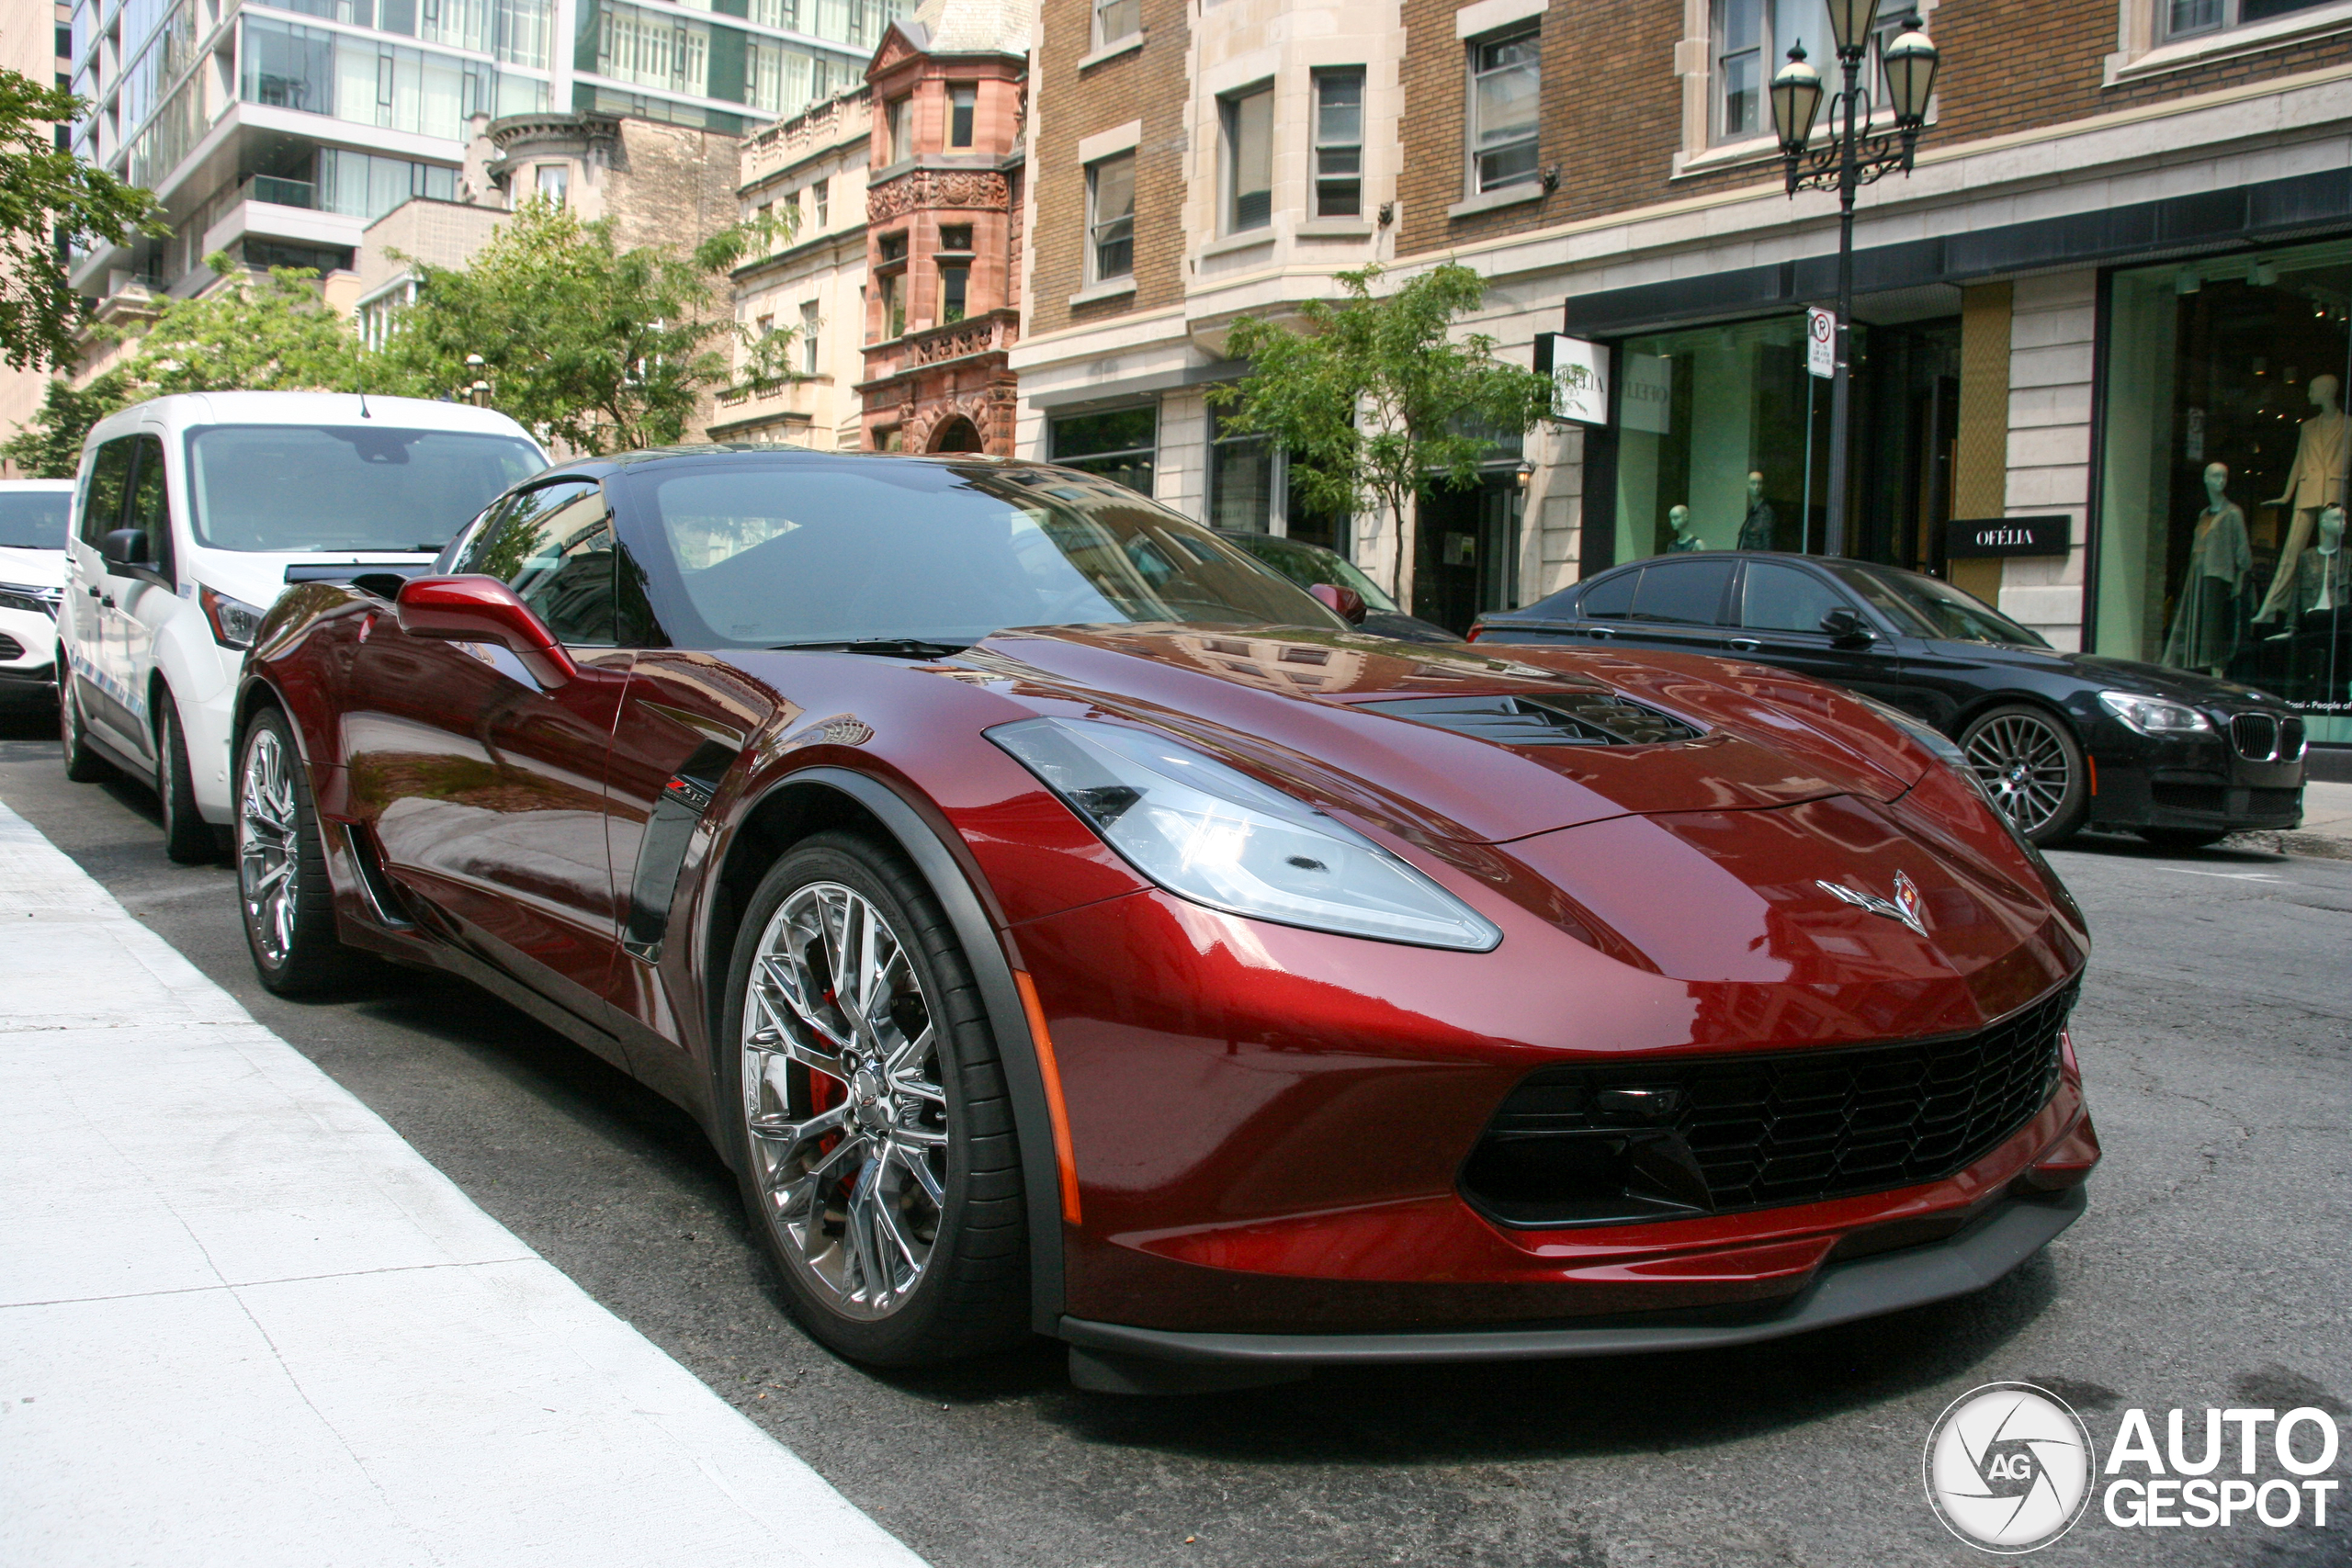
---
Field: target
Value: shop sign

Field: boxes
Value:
[1533,333,1610,425]
[1807,307,1837,379]
[1948,514,2071,558]
[1622,352,1673,434]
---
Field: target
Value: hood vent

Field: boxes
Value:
[1369,692,1702,747]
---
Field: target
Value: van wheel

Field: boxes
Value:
[236,706,364,996]
[158,697,215,864]
[720,831,1027,1367]
[60,672,115,784]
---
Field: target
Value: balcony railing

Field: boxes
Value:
[248,174,317,209]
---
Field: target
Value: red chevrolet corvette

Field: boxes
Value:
[234,447,2098,1392]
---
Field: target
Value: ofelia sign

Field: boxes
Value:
[1948,514,2071,558]
[1532,333,1609,425]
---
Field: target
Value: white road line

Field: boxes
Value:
[2154,867,2284,881]
[0,802,928,1568]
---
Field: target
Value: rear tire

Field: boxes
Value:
[236,705,365,997]
[720,830,1027,1368]
[158,697,215,864]
[59,671,115,783]
[1961,705,2088,848]
[2137,827,2229,852]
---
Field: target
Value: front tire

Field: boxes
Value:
[158,696,215,864]
[236,705,363,996]
[720,831,1027,1367]
[1962,705,2088,847]
[60,671,115,783]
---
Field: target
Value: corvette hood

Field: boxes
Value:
[963,625,1924,846]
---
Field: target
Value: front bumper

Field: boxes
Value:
[0,606,57,706]
[1066,1184,2085,1390]
[2089,715,2304,832]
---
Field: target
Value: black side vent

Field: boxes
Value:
[1371,692,1702,747]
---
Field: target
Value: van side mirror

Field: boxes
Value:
[396,575,578,686]
[1309,582,1367,625]
[100,528,151,569]
[1819,607,1875,647]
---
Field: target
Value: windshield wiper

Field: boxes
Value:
[768,638,971,658]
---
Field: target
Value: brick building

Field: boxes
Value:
[854,0,1032,454]
[1010,0,2352,748]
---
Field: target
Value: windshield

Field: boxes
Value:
[0,490,70,548]
[187,425,545,552]
[1832,564,2050,648]
[623,459,1346,648]
[1228,534,1401,613]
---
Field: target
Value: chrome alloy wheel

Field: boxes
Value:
[238,726,300,966]
[741,881,947,1320]
[1964,713,2073,839]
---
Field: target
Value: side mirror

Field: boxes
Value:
[1819,606,1876,647]
[100,528,152,569]
[396,575,578,686]
[1309,582,1367,625]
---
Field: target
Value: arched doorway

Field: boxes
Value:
[929,416,984,453]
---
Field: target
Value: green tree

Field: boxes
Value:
[2,254,393,475]
[388,198,788,454]
[0,70,162,375]
[1205,263,1572,607]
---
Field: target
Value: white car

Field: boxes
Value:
[60,392,546,861]
[0,479,74,711]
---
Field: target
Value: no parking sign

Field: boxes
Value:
[1807,306,1837,378]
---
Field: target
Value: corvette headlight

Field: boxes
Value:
[1848,691,1968,772]
[988,716,1502,952]
[198,584,266,649]
[2098,690,2211,739]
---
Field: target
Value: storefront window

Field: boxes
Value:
[1208,405,1274,532]
[1611,314,1832,565]
[1050,404,1157,496]
[2096,241,2352,744]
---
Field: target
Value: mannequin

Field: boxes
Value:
[2304,502,2347,615]
[2252,373,2351,623]
[1737,471,1777,551]
[2163,461,2251,675]
[1667,504,1704,551]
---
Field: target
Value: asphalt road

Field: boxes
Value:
[3,708,2346,1568]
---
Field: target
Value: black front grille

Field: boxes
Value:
[1462,984,2075,1227]
[1369,692,1702,747]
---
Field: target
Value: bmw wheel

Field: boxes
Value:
[722,831,1026,1366]
[1961,705,2088,847]
[236,705,364,996]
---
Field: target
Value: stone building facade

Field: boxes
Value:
[854,0,1032,454]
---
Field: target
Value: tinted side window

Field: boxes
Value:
[126,435,175,580]
[79,437,136,547]
[504,490,617,647]
[1579,568,1641,618]
[1740,561,1849,634]
[1628,558,1734,625]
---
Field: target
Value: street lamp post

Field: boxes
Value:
[1770,3,1940,558]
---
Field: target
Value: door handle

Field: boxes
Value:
[102,594,115,609]
[1586,626,1612,640]
[1727,637,1760,651]
[85,585,100,598]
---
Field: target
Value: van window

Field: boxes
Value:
[126,435,174,581]
[186,425,545,552]
[79,437,136,547]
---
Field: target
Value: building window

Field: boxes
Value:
[1468,26,1539,193]
[812,175,828,227]
[939,264,967,323]
[536,163,568,202]
[938,224,972,252]
[1050,404,1157,495]
[876,426,904,451]
[1222,83,1273,232]
[878,230,908,263]
[877,273,905,338]
[948,83,975,148]
[1094,0,1138,49]
[1715,0,1765,141]
[887,94,912,164]
[1209,404,1276,531]
[1713,2,1906,144]
[800,300,820,374]
[2165,0,2333,34]
[1311,68,1363,219]
[1086,152,1135,282]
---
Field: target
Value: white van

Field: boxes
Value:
[0,479,75,711]
[60,392,546,860]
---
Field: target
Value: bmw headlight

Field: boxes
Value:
[989,716,1502,952]
[2098,690,2211,739]
[198,584,266,649]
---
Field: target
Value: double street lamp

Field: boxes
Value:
[1770,0,1941,558]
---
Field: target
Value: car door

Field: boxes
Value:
[65,435,140,753]
[1609,556,1738,657]
[345,479,634,1037]
[1727,558,1914,712]
[116,432,179,757]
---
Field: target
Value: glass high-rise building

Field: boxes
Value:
[68,0,899,299]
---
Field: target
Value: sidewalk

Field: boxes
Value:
[0,803,928,1568]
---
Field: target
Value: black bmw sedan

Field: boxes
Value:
[1470,551,2307,849]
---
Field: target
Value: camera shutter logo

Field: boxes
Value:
[1924,1382,2097,1553]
